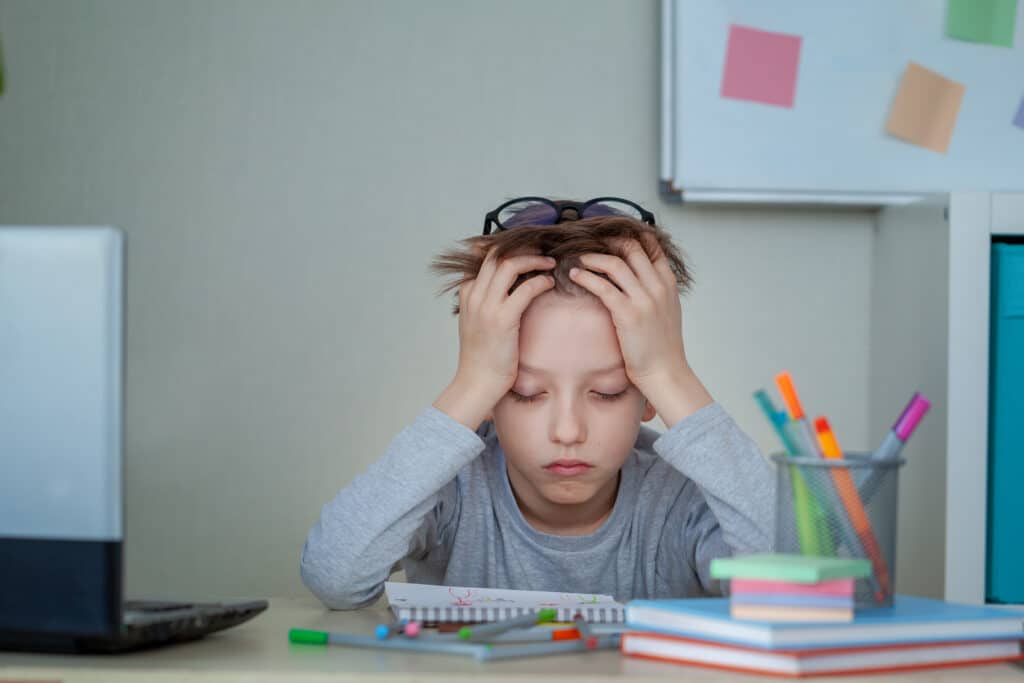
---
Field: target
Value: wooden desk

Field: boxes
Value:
[2,597,1023,682]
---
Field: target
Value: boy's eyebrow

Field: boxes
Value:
[518,362,625,376]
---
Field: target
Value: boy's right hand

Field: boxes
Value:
[433,249,556,430]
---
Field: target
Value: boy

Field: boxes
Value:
[301,197,773,609]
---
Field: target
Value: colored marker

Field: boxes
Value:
[458,608,557,642]
[769,378,839,554]
[859,393,931,503]
[492,627,580,643]
[774,372,822,458]
[816,417,891,603]
[290,628,485,656]
[755,389,825,556]
[474,634,621,661]
[573,613,598,649]
[437,621,573,633]
[375,619,408,640]
[426,628,582,643]
[877,392,931,460]
[774,373,879,581]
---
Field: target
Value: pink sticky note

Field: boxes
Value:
[721,24,802,108]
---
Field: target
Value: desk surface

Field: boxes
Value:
[2,597,1023,682]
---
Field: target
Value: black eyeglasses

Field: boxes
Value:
[482,196,657,235]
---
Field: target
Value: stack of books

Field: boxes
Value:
[621,595,1024,677]
[710,553,871,622]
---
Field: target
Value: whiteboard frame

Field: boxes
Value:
[660,0,1024,205]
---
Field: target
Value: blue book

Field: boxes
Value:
[626,595,1024,650]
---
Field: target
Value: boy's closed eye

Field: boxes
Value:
[507,388,630,403]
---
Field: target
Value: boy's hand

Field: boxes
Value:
[433,249,556,430]
[568,240,712,428]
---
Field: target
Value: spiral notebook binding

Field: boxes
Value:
[395,605,625,624]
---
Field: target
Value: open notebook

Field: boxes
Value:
[384,582,626,623]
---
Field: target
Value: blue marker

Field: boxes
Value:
[374,619,407,640]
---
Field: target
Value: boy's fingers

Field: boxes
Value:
[652,254,677,290]
[483,254,556,307]
[569,267,628,315]
[617,239,664,296]
[467,249,499,310]
[576,253,645,300]
[505,273,555,318]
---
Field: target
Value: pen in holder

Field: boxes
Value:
[772,453,905,609]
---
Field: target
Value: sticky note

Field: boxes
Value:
[1014,96,1024,129]
[946,0,1017,48]
[885,62,965,154]
[720,24,802,108]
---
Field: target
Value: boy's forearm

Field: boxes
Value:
[641,364,714,429]
[300,407,484,609]
[433,374,503,431]
[654,403,775,556]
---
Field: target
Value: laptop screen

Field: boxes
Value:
[0,226,124,637]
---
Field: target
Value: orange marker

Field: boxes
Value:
[775,373,886,601]
[774,372,822,458]
[816,417,892,602]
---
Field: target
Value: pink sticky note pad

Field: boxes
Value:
[721,24,802,108]
[731,578,856,598]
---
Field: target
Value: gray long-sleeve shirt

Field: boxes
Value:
[300,402,775,609]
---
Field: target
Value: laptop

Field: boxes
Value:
[0,226,267,653]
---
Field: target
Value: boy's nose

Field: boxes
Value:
[549,400,586,445]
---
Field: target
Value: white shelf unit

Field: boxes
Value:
[872,192,1024,607]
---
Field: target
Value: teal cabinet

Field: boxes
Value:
[987,243,1024,604]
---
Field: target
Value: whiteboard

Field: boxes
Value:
[662,0,1024,203]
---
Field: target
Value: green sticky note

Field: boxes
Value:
[710,553,872,583]
[946,0,1017,48]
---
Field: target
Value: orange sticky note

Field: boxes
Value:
[885,61,966,154]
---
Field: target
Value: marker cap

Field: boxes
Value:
[289,628,328,645]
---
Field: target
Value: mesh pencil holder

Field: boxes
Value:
[771,452,905,609]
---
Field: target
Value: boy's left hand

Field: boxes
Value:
[568,240,712,426]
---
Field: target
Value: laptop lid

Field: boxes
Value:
[0,226,124,637]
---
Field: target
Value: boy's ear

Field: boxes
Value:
[641,399,657,422]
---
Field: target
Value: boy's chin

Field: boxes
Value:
[537,480,604,506]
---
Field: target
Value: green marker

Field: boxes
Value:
[289,628,485,656]
[754,390,834,556]
[458,608,557,642]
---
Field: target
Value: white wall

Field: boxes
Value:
[871,198,950,600]
[0,0,878,600]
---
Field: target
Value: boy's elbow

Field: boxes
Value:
[299,545,383,611]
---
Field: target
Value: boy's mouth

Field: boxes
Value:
[544,459,593,476]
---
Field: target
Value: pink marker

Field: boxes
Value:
[873,392,931,461]
[859,393,930,503]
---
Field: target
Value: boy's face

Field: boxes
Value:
[492,290,657,520]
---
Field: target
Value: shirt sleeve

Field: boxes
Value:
[653,402,776,593]
[299,407,485,609]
